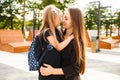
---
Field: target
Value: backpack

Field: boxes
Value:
[28,30,53,71]
[28,35,42,71]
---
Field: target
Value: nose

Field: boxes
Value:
[60,16,63,21]
[62,18,65,22]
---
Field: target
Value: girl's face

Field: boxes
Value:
[63,10,72,29]
[55,13,62,27]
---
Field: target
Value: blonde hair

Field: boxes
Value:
[68,8,86,74]
[40,5,61,37]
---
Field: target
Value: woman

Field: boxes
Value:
[38,5,73,80]
[40,7,86,80]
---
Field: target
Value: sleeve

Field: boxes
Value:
[43,29,52,42]
[44,29,51,38]
[62,46,81,78]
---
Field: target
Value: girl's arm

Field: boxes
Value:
[46,35,73,51]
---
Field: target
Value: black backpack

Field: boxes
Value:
[28,31,53,71]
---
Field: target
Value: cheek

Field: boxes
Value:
[63,21,67,28]
[55,18,60,26]
[63,21,72,28]
[57,18,61,24]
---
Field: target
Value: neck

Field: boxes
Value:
[64,28,73,39]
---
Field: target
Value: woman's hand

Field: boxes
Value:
[40,64,54,76]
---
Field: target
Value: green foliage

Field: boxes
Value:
[0,0,22,29]
[0,0,75,30]
[115,11,120,28]
[26,0,75,30]
[114,10,120,35]
[26,20,33,30]
[84,3,99,30]
[85,3,110,30]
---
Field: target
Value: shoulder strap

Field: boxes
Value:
[37,28,49,45]
[43,29,49,43]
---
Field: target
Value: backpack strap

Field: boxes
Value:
[43,28,49,43]
[37,28,49,48]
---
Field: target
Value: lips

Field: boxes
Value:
[63,22,66,26]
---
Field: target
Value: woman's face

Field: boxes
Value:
[63,10,72,29]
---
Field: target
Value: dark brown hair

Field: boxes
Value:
[68,8,86,74]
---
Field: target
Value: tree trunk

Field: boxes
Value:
[22,0,26,38]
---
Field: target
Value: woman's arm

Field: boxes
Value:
[40,64,64,76]
[46,35,73,51]
[40,63,80,76]
[40,47,80,77]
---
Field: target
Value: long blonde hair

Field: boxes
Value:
[68,8,86,74]
[40,5,61,37]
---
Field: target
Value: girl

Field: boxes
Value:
[38,5,73,80]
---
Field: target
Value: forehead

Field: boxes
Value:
[64,10,70,18]
[55,9,62,16]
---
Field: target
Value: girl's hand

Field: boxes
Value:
[70,34,74,39]
[40,64,54,76]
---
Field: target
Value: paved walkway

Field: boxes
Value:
[0,46,120,80]
[82,47,120,80]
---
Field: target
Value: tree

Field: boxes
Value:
[26,0,75,30]
[101,8,113,37]
[84,3,98,30]
[84,3,109,30]
[0,0,22,29]
[115,10,120,35]
[0,0,75,30]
